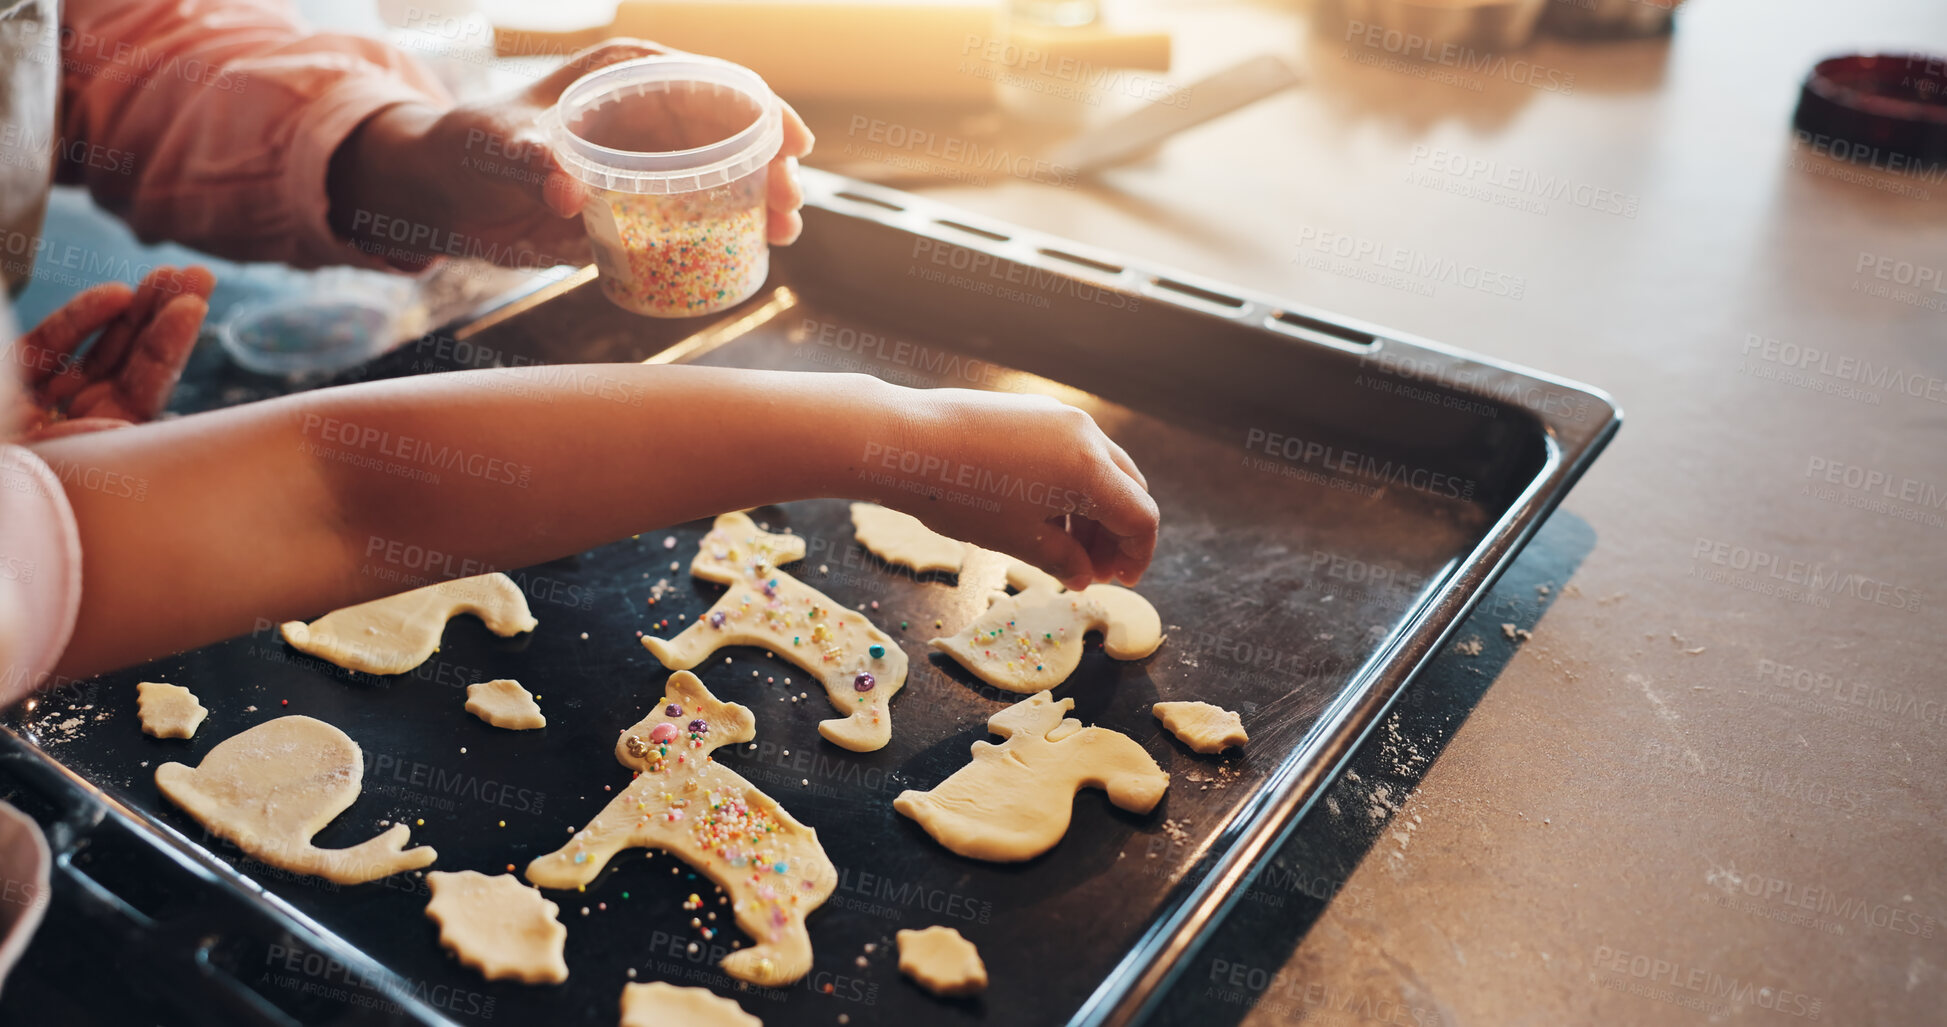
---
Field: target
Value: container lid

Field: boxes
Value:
[217,295,395,377]
[544,55,784,195]
[1794,53,1947,163]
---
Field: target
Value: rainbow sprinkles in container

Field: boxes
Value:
[544,56,784,317]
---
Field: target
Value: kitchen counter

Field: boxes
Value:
[907,2,1947,1024]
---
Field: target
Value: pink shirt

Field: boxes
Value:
[2,0,452,691]
[57,0,453,268]
[0,1,456,983]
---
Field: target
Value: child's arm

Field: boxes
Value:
[33,366,1156,678]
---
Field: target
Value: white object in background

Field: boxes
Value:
[376,0,496,99]
[1039,54,1303,175]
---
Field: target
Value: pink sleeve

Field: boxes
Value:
[0,444,83,706]
[57,0,454,269]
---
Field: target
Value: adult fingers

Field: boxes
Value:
[767,206,804,247]
[15,281,131,388]
[780,101,815,159]
[766,156,804,245]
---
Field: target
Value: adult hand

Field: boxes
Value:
[327,39,816,272]
[9,266,211,440]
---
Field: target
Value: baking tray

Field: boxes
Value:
[0,168,1618,1027]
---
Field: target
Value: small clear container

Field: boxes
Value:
[217,294,397,376]
[542,55,784,318]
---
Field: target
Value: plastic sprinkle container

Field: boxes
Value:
[544,56,783,317]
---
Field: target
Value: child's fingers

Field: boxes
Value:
[174,264,216,301]
[16,282,132,386]
[1081,469,1159,585]
[1026,521,1099,592]
[79,266,179,386]
[115,293,207,421]
[22,415,133,441]
[63,378,119,420]
[1102,437,1147,492]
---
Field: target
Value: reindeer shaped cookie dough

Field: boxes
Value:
[644,512,907,752]
[930,562,1164,694]
[526,671,837,988]
[894,691,1170,862]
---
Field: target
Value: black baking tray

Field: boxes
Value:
[0,168,1617,1027]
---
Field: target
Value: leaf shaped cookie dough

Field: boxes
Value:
[136,681,207,739]
[465,679,546,730]
[929,562,1163,693]
[526,671,837,988]
[281,573,537,675]
[1152,701,1248,754]
[897,925,988,997]
[643,512,906,752]
[893,691,1169,862]
[850,502,968,575]
[424,870,568,984]
[156,716,437,884]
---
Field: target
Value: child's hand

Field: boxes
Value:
[328,39,815,272]
[9,266,211,440]
[870,389,1159,589]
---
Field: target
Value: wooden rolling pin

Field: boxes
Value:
[495,1,1170,102]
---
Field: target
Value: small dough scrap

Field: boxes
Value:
[527,671,837,987]
[136,681,207,739]
[156,716,436,884]
[424,870,568,984]
[850,502,967,574]
[281,573,538,675]
[930,562,1163,693]
[619,982,760,1027]
[897,925,987,997]
[465,680,545,730]
[894,691,1168,862]
[1152,701,1248,754]
[644,512,905,751]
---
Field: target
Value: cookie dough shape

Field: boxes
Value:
[466,680,546,730]
[930,562,1163,694]
[424,870,568,984]
[897,925,988,997]
[850,502,968,575]
[281,573,538,675]
[1152,701,1248,754]
[644,511,906,752]
[527,671,837,987]
[155,716,436,884]
[619,982,760,1027]
[136,681,207,739]
[894,691,1169,862]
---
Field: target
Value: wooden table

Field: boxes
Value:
[805,1,1947,1023]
